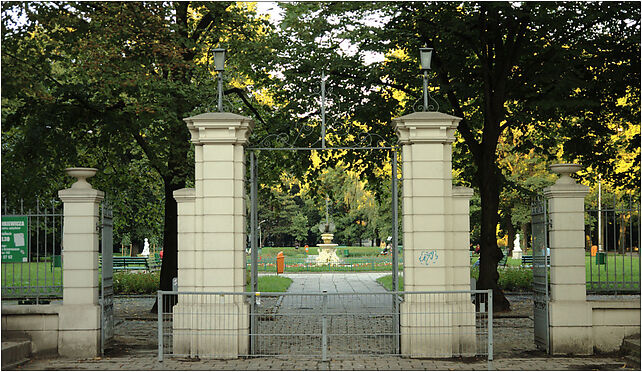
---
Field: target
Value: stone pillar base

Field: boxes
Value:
[57,304,100,358]
[401,296,476,357]
[173,300,249,358]
[549,301,592,355]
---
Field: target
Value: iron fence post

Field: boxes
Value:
[322,290,328,361]
[488,289,493,370]
[251,292,257,355]
[157,290,163,362]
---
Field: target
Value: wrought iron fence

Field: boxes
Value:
[585,196,641,293]
[1,198,63,301]
[157,290,492,367]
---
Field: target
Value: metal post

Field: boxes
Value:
[422,71,428,111]
[217,71,224,112]
[250,292,256,354]
[251,152,258,293]
[322,290,328,361]
[391,149,400,353]
[488,289,493,370]
[392,149,399,292]
[598,178,603,252]
[157,291,164,362]
[321,71,326,148]
[250,152,258,354]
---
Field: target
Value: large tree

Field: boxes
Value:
[272,2,640,310]
[1,1,273,311]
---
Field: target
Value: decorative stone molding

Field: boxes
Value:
[184,112,255,145]
[173,188,196,203]
[393,112,461,145]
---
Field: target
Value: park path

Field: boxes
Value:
[276,272,393,313]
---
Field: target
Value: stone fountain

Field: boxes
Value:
[316,221,341,266]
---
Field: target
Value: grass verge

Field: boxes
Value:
[246,275,293,292]
[376,275,404,291]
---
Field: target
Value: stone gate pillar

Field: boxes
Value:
[173,113,254,358]
[58,168,104,358]
[394,112,475,357]
[543,164,591,355]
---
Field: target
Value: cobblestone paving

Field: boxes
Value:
[18,274,636,370]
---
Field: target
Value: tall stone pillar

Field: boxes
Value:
[543,164,592,355]
[394,112,475,357]
[57,168,104,358]
[173,113,253,358]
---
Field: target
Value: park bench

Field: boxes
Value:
[148,253,162,270]
[99,256,150,271]
[521,255,550,267]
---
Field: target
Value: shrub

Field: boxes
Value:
[113,271,160,294]
[470,266,533,291]
[497,267,532,291]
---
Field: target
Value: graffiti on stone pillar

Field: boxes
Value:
[418,250,438,266]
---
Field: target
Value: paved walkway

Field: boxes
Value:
[278,272,390,294]
[275,272,392,314]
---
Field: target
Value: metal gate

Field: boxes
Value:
[246,72,401,354]
[531,195,550,353]
[158,289,493,366]
[100,201,114,355]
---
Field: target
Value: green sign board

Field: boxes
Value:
[2,216,29,263]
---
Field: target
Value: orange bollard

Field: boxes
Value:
[591,245,598,257]
[276,251,285,274]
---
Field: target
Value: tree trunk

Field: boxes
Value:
[618,213,630,254]
[475,159,511,312]
[150,116,190,313]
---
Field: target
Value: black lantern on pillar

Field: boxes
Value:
[419,47,433,111]
[212,48,226,111]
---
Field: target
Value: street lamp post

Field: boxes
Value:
[419,47,433,112]
[212,48,226,112]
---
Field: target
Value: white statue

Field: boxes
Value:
[141,238,150,257]
[512,233,523,259]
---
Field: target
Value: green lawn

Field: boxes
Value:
[247,256,402,273]
[245,275,293,292]
[248,246,402,273]
[1,262,63,290]
[376,275,404,291]
[585,253,640,291]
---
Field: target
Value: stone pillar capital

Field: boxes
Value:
[58,188,105,204]
[543,183,589,199]
[393,111,461,145]
[452,186,474,199]
[173,188,196,203]
[183,112,254,146]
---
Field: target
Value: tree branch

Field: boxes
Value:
[224,87,267,125]
[132,130,167,177]
[431,53,482,159]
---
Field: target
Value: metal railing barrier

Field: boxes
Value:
[1,198,63,301]
[157,289,493,368]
